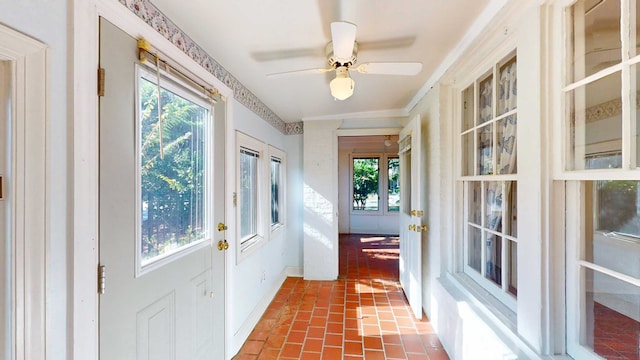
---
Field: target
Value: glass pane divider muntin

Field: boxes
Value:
[563,63,623,92]
[481,181,487,278]
[579,259,640,288]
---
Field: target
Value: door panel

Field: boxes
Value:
[399,115,423,319]
[99,18,225,359]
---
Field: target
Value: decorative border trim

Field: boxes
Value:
[285,122,304,135]
[584,95,640,123]
[119,0,302,134]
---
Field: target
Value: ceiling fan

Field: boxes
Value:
[268,21,423,101]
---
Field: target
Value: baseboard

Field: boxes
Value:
[231,266,300,354]
[285,266,303,277]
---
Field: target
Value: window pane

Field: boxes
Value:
[462,85,475,131]
[240,150,258,240]
[582,268,640,358]
[568,71,622,170]
[486,181,502,233]
[271,158,281,225]
[486,233,502,286]
[478,124,493,175]
[139,77,208,263]
[468,226,482,273]
[570,0,621,83]
[497,57,517,116]
[462,131,474,176]
[584,180,640,279]
[508,240,517,296]
[497,116,517,174]
[353,158,379,211]
[387,157,399,212]
[468,181,481,226]
[479,74,493,124]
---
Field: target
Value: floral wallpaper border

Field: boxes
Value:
[119,0,303,135]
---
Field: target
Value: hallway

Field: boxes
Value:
[233,234,449,359]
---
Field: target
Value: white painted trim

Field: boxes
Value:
[235,131,268,262]
[335,128,401,137]
[231,266,290,356]
[285,266,303,277]
[0,23,48,360]
[303,108,408,122]
[268,145,286,239]
[72,0,100,358]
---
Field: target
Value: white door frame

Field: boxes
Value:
[72,1,235,358]
[0,24,48,360]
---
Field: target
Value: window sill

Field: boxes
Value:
[438,273,543,359]
[270,223,285,238]
[237,234,265,263]
[444,272,517,330]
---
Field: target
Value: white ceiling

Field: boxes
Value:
[150,0,492,123]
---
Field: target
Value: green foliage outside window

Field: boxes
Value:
[353,158,379,211]
[139,77,208,262]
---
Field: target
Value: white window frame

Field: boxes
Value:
[236,131,268,261]
[134,64,214,276]
[269,145,286,236]
[456,51,519,312]
[557,1,640,359]
[386,155,400,213]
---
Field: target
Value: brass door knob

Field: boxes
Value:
[217,222,228,231]
[217,239,229,251]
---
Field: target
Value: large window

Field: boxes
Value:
[269,145,286,232]
[351,154,399,215]
[236,132,267,255]
[564,2,640,358]
[137,67,211,269]
[352,157,380,211]
[459,54,518,308]
[388,157,400,212]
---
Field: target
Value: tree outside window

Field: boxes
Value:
[353,157,379,211]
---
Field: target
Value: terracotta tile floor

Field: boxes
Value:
[233,234,449,360]
[593,301,640,359]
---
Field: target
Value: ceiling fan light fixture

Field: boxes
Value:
[330,66,355,100]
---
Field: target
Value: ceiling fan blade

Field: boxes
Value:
[251,47,324,62]
[358,36,417,52]
[331,21,357,59]
[267,67,334,78]
[354,62,423,76]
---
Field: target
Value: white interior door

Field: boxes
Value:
[398,114,423,320]
[99,18,226,360]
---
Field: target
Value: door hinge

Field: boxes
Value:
[232,192,237,207]
[98,264,106,295]
[97,68,105,97]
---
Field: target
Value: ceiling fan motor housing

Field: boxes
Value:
[326,41,358,68]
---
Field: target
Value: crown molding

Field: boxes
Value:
[118,0,289,134]
[302,108,409,122]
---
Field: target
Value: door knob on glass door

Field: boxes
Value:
[217,222,228,231]
[408,224,416,231]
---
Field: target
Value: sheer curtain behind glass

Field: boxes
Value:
[485,59,517,285]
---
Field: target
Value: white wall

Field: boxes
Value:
[303,120,341,280]
[285,134,304,270]
[0,2,69,359]
[230,101,301,350]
